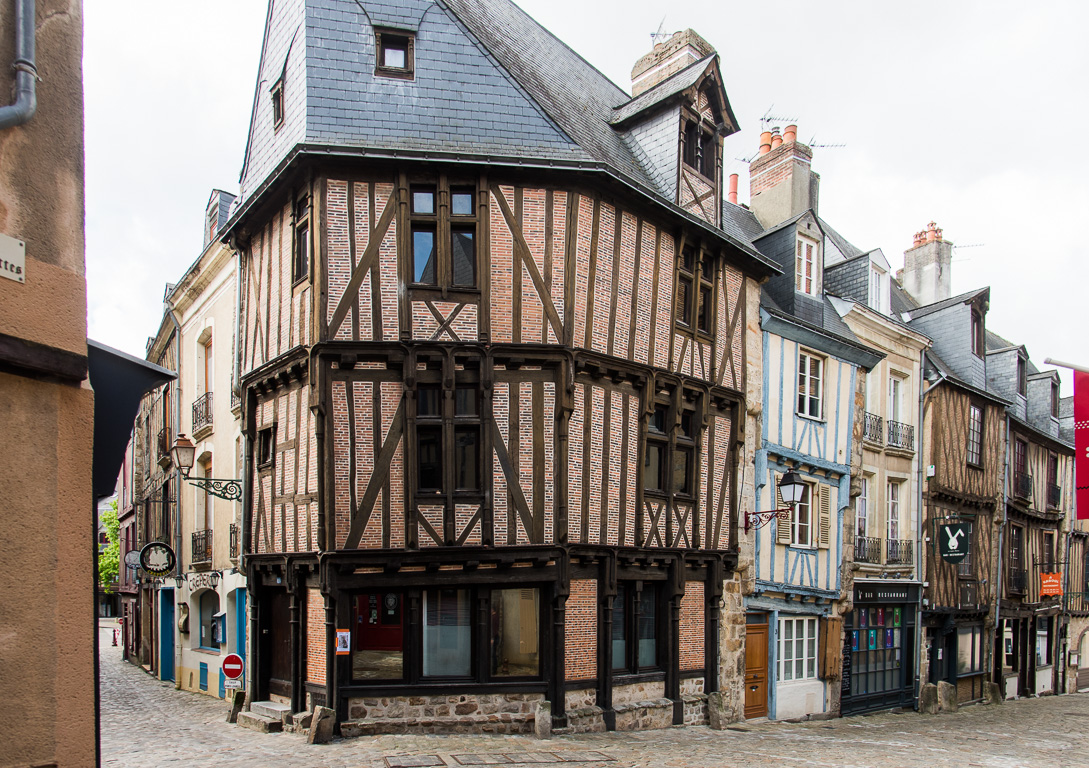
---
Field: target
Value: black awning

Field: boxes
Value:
[87,339,175,499]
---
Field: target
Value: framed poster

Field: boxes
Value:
[868,629,878,650]
[885,628,895,649]
[894,607,902,627]
[852,630,859,651]
[859,609,867,628]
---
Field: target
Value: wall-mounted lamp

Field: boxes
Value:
[172,434,243,501]
[744,471,805,532]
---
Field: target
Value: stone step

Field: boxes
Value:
[236,711,283,734]
[250,700,293,721]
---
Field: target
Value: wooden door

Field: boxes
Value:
[745,621,769,719]
[263,590,291,698]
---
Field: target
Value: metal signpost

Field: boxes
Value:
[222,653,244,690]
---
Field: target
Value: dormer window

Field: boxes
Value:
[1052,382,1060,418]
[1017,356,1027,396]
[795,235,818,296]
[868,263,889,314]
[271,77,284,129]
[376,29,414,79]
[682,120,717,180]
[971,310,984,357]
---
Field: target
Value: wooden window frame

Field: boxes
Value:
[791,483,814,548]
[1017,355,1028,397]
[410,359,483,505]
[797,350,824,420]
[256,425,276,469]
[642,389,702,501]
[967,404,983,467]
[292,194,311,285]
[971,310,984,358]
[270,77,284,130]
[611,580,664,676]
[857,476,869,539]
[886,480,901,541]
[375,28,415,80]
[795,235,818,296]
[674,245,716,338]
[407,178,479,296]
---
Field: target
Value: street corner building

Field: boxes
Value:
[225,0,779,735]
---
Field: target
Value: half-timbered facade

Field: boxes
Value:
[986,334,1074,699]
[733,134,884,721]
[227,1,777,734]
[1060,396,1089,692]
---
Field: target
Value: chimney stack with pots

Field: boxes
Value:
[630,29,714,97]
[901,221,953,306]
[727,173,739,205]
[748,122,820,229]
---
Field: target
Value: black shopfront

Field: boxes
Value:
[841,582,919,715]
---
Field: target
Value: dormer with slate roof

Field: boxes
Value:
[611,30,739,227]
[753,210,826,327]
[823,247,892,317]
[903,287,990,390]
[204,189,236,250]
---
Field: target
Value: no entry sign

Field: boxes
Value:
[222,653,245,680]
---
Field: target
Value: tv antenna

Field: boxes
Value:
[651,17,671,46]
[807,135,846,149]
[760,105,797,126]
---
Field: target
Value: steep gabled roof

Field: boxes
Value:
[721,201,764,244]
[610,54,737,130]
[904,287,989,321]
[817,216,865,261]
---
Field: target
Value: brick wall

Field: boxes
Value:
[566,579,597,680]
[679,581,705,670]
[306,588,326,684]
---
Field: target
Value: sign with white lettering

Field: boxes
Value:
[939,523,971,564]
[0,232,25,283]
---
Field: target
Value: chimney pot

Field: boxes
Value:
[759,130,772,155]
[926,228,937,243]
[770,127,783,150]
[783,124,797,143]
[728,173,739,205]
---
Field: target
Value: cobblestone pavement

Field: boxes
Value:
[99,621,1089,768]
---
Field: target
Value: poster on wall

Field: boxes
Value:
[868,629,878,650]
[885,628,895,649]
[335,628,351,655]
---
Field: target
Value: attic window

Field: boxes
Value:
[971,310,984,358]
[376,29,414,79]
[1052,382,1060,418]
[271,77,284,129]
[1017,356,1027,397]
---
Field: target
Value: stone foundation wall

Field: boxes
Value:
[613,697,673,731]
[683,693,708,725]
[680,677,705,696]
[718,572,746,723]
[343,692,543,735]
[565,687,596,711]
[612,680,665,707]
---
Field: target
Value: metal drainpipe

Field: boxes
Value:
[915,347,928,697]
[166,298,184,686]
[993,414,1010,690]
[0,0,37,130]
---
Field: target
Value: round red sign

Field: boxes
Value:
[222,653,244,679]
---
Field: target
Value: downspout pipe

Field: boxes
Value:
[165,298,184,687]
[0,0,38,130]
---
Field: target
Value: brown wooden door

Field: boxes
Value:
[745,622,769,719]
[265,590,291,698]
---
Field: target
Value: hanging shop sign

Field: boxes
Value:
[1040,572,1063,597]
[939,523,971,564]
[140,541,176,577]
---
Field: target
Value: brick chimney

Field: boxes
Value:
[901,222,953,306]
[631,29,714,97]
[748,124,820,229]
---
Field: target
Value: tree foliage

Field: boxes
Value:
[98,500,121,593]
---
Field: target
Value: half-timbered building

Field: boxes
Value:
[1060,396,1089,693]
[730,130,884,720]
[226,2,778,734]
[985,333,1075,699]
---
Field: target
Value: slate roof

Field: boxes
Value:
[721,201,765,244]
[610,54,720,126]
[904,287,989,321]
[817,217,865,260]
[925,348,1009,406]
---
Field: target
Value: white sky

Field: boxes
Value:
[85,0,1088,392]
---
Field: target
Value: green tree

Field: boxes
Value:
[98,500,121,593]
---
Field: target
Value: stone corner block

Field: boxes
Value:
[918,683,939,715]
[707,691,731,730]
[226,690,246,724]
[937,680,958,713]
[983,682,1003,705]
[307,705,336,745]
[534,700,552,740]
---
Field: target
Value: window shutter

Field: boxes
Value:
[775,473,791,545]
[819,616,843,680]
[818,484,831,549]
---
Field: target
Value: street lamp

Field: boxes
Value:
[745,471,806,532]
[171,434,243,501]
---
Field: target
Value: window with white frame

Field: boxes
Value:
[887,480,901,541]
[967,404,983,466]
[779,616,818,681]
[868,264,888,313]
[857,476,869,538]
[795,236,818,296]
[792,483,813,547]
[797,351,823,419]
[887,374,904,423]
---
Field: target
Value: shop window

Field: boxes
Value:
[423,588,472,677]
[199,590,221,650]
[957,625,983,675]
[409,182,478,290]
[779,616,818,681]
[1036,618,1052,667]
[612,581,661,674]
[490,588,540,678]
[797,351,823,419]
[352,591,404,680]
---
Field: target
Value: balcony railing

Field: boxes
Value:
[192,392,213,433]
[887,538,914,565]
[887,420,914,451]
[1008,567,1027,594]
[1014,471,1032,500]
[192,529,212,565]
[863,412,883,444]
[229,523,240,561]
[1047,483,1061,509]
[855,536,882,564]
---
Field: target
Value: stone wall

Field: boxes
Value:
[344,692,544,736]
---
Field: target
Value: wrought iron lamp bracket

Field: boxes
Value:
[744,506,794,533]
[179,468,243,502]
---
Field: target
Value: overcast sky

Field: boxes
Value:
[84,0,1087,391]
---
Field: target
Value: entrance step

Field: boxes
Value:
[250,700,293,722]
[237,711,283,733]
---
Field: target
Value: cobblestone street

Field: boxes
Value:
[99,621,1089,768]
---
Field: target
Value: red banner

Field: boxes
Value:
[1041,572,1063,597]
[1076,371,1089,520]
